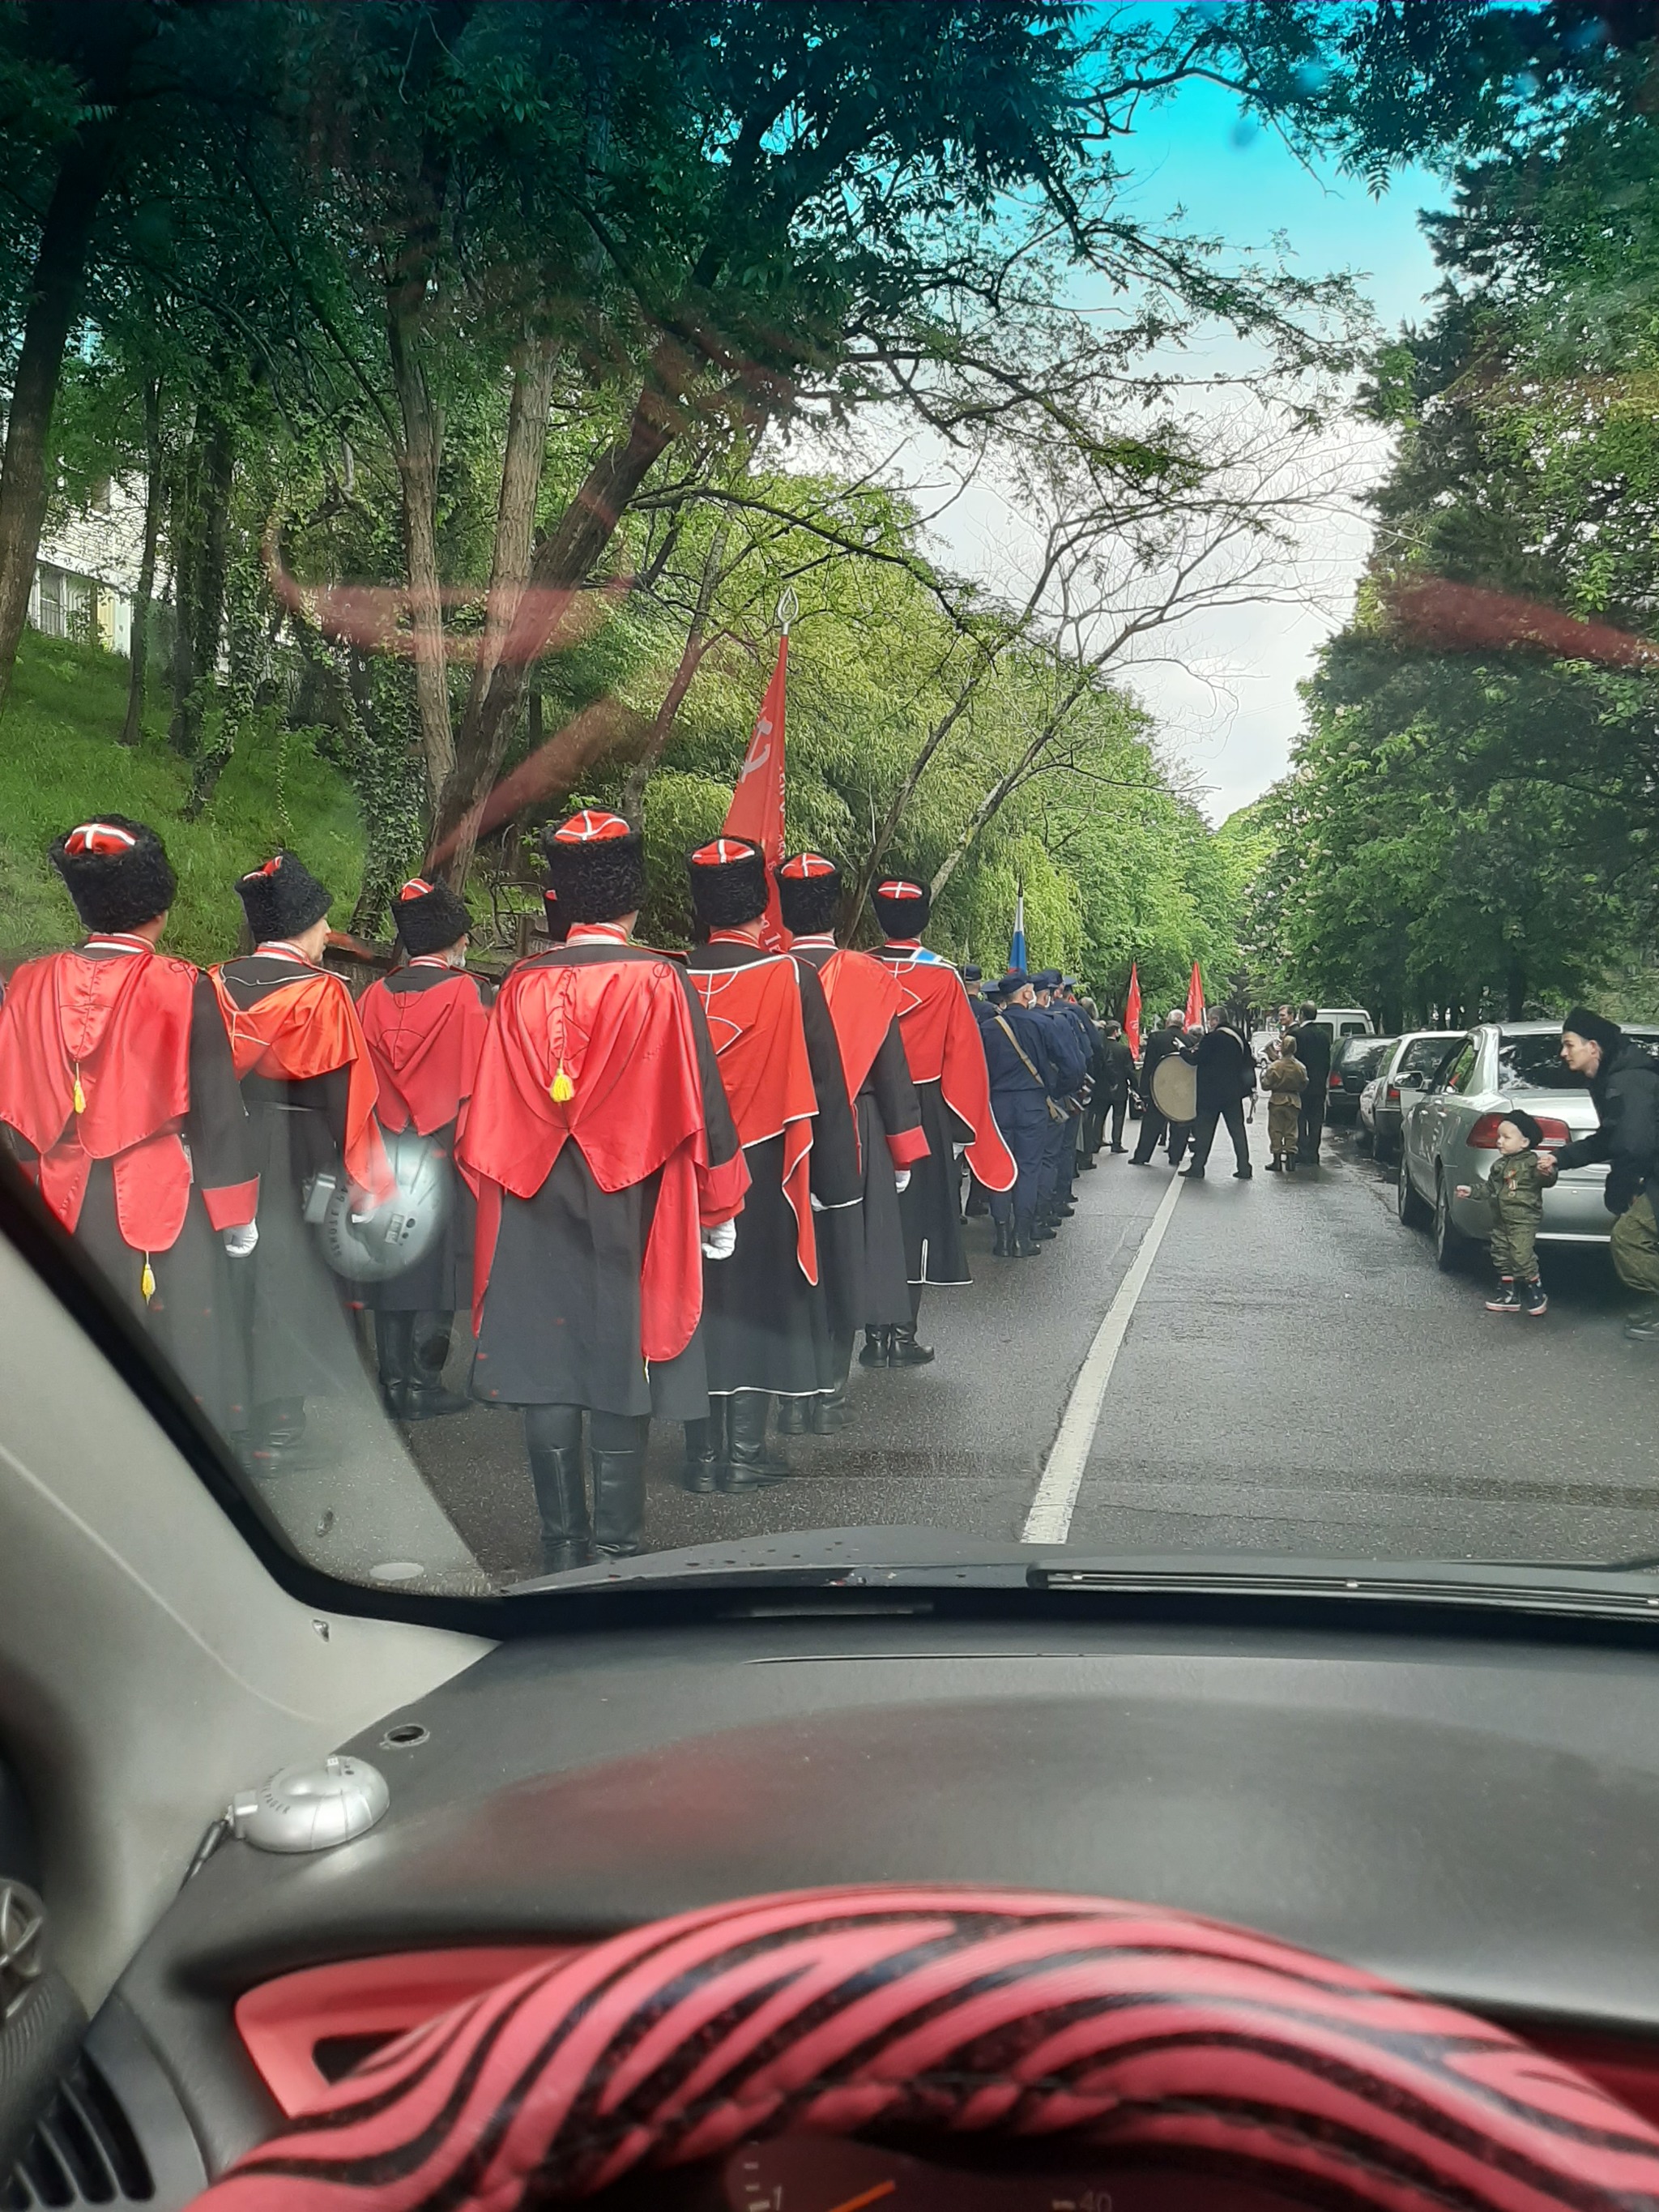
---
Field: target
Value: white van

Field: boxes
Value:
[1312,1006,1375,1040]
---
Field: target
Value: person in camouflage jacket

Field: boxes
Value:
[1456,1107,1555,1317]
[1260,1037,1307,1172]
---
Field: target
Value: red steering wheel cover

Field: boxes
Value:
[196,1886,1659,2210]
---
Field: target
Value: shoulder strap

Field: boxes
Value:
[993,1014,1044,1087]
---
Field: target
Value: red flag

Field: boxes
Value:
[1123,962,1142,1061]
[723,635,788,946]
[1184,959,1205,1032]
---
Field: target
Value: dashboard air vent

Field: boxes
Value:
[5,2057,153,2212]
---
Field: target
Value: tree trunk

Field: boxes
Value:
[465,335,558,723]
[167,408,203,749]
[386,297,454,811]
[1506,954,1526,1021]
[0,116,122,710]
[428,379,676,886]
[174,404,235,758]
[118,378,162,748]
[620,519,730,821]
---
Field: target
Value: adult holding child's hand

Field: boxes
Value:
[1552,1009,1659,1342]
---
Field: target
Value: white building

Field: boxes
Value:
[28,476,148,656]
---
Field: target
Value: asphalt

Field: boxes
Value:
[401,1114,1659,1585]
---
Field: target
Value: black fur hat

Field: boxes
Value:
[543,886,569,945]
[392,875,471,957]
[1563,1006,1623,1058]
[689,835,768,931]
[539,810,645,925]
[870,873,932,938]
[50,816,177,933]
[236,851,332,942]
[776,851,841,936]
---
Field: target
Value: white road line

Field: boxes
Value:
[1021,1170,1185,1545]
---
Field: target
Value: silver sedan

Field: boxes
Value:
[1397,1019,1659,1270]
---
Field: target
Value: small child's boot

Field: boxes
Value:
[1523,1277,1548,1317]
[1485,1277,1521,1313]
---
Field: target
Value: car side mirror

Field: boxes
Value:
[1397,1070,1424,1090]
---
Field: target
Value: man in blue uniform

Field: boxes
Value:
[980,972,1060,1257]
[1030,971,1089,1236]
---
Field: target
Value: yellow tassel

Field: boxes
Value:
[550,1062,574,1104]
[140,1256,156,1303]
[72,1072,87,1114]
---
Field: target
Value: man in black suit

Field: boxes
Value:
[1129,1009,1191,1168]
[1291,1001,1333,1164]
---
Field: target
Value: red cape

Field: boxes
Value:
[689,954,820,1280]
[359,972,489,1138]
[812,947,926,1172]
[212,967,393,1205]
[458,955,748,1362]
[0,949,198,1247]
[880,953,1015,1191]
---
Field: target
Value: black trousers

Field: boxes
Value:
[1298,1091,1327,1162]
[1132,1108,1189,1166]
[1191,1097,1251,1172]
[1107,1095,1128,1148]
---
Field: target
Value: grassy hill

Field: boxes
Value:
[0,630,365,967]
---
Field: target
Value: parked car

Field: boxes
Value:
[1396,1019,1659,1268]
[1327,1033,1394,1126]
[1309,1006,1375,1042]
[1362,1031,1464,1163]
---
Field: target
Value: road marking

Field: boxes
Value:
[1021,1170,1185,1544]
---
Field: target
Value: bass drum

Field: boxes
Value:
[317,1129,450,1283]
[1149,1050,1197,1123]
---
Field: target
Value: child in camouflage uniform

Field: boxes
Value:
[1456,1107,1555,1317]
[1260,1036,1307,1172]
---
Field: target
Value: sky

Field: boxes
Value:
[920,75,1451,826]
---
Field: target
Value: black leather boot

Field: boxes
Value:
[722,1390,789,1490]
[246,1398,308,1477]
[402,1313,473,1419]
[809,1381,847,1433]
[992,1218,1011,1258]
[591,1449,646,1557]
[680,1398,725,1492]
[858,1327,893,1368]
[775,1395,809,1435]
[525,1407,592,1572]
[376,1312,415,1418]
[889,1325,935,1365]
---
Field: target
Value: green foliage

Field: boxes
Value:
[0,630,361,965]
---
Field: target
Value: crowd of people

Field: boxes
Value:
[0,810,1120,1574]
[6,815,1659,1568]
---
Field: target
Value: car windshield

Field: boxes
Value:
[1401,1036,1464,1078]
[5,2,1659,1612]
[1499,1033,1659,1092]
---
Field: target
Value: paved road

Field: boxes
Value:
[405,1113,1659,1584]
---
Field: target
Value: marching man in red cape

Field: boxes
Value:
[458,811,748,1571]
[213,852,394,1475]
[868,873,1015,1364]
[775,852,926,1428]
[0,818,257,1433]
[683,837,861,1491]
[356,877,492,1422]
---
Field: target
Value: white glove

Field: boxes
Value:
[810,1192,825,1212]
[701,1220,737,1261]
[953,1143,968,1160]
[894,1168,911,1193]
[222,1222,258,1258]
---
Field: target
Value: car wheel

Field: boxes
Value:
[1397,1151,1430,1228]
[1434,1172,1472,1271]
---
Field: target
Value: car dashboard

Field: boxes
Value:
[14,1599,1659,2206]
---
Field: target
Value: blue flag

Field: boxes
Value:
[1009,890,1026,975]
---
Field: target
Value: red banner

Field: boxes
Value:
[1184,959,1205,1032]
[723,635,788,946]
[1123,962,1141,1061]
